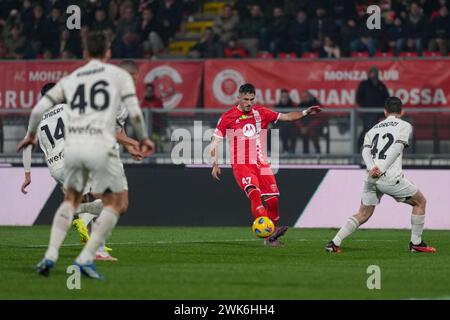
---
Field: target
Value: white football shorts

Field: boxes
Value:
[362,175,418,206]
[63,144,128,194]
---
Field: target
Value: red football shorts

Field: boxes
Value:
[232,164,280,196]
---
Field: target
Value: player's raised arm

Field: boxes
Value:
[278,105,322,121]
[21,145,32,194]
[17,82,65,151]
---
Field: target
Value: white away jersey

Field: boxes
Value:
[37,104,67,169]
[363,115,413,181]
[45,59,138,149]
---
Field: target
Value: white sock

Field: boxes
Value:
[411,214,425,245]
[76,199,103,215]
[75,207,119,265]
[332,217,360,246]
[45,201,76,261]
[79,213,96,227]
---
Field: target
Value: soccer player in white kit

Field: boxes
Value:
[21,82,142,261]
[326,97,436,253]
[17,33,154,279]
[21,83,104,229]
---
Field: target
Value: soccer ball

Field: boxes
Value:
[252,216,275,238]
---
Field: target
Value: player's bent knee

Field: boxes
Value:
[64,189,83,207]
[416,196,427,210]
[119,200,128,215]
[102,191,128,214]
[409,190,427,209]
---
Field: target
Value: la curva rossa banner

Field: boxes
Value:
[204,59,450,108]
[1,59,449,109]
[0,60,203,110]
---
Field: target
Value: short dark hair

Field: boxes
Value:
[86,32,109,58]
[41,83,56,96]
[385,96,402,113]
[239,83,255,95]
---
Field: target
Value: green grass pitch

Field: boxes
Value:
[1,226,449,299]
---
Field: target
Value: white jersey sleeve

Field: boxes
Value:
[119,70,148,140]
[22,145,32,173]
[396,122,412,146]
[363,131,372,149]
[27,81,66,136]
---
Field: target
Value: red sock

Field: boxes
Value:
[265,196,279,225]
[247,188,267,219]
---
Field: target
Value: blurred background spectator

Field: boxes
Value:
[320,36,341,58]
[0,0,448,60]
[237,4,266,57]
[188,27,222,58]
[223,36,248,58]
[213,3,239,45]
[298,90,326,154]
[274,89,297,154]
[356,66,390,149]
[428,5,450,56]
[141,83,165,152]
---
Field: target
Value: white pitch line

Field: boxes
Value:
[18,238,398,248]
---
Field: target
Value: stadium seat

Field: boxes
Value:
[169,41,197,55]
[301,52,319,59]
[185,21,214,34]
[351,52,370,58]
[203,2,226,15]
[278,52,297,59]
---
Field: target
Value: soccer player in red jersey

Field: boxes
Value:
[210,83,321,246]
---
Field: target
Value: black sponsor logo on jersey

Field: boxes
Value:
[47,151,64,165]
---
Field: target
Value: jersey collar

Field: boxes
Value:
[235,105,253,114]
[386,114,400,119]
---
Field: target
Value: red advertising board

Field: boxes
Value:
[0,61,203,109]
[204,59,450,108]
[137,61,202,109]
[1,59,448,109]
[0,61,81,110]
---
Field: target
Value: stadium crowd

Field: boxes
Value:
[0,0,449,60]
